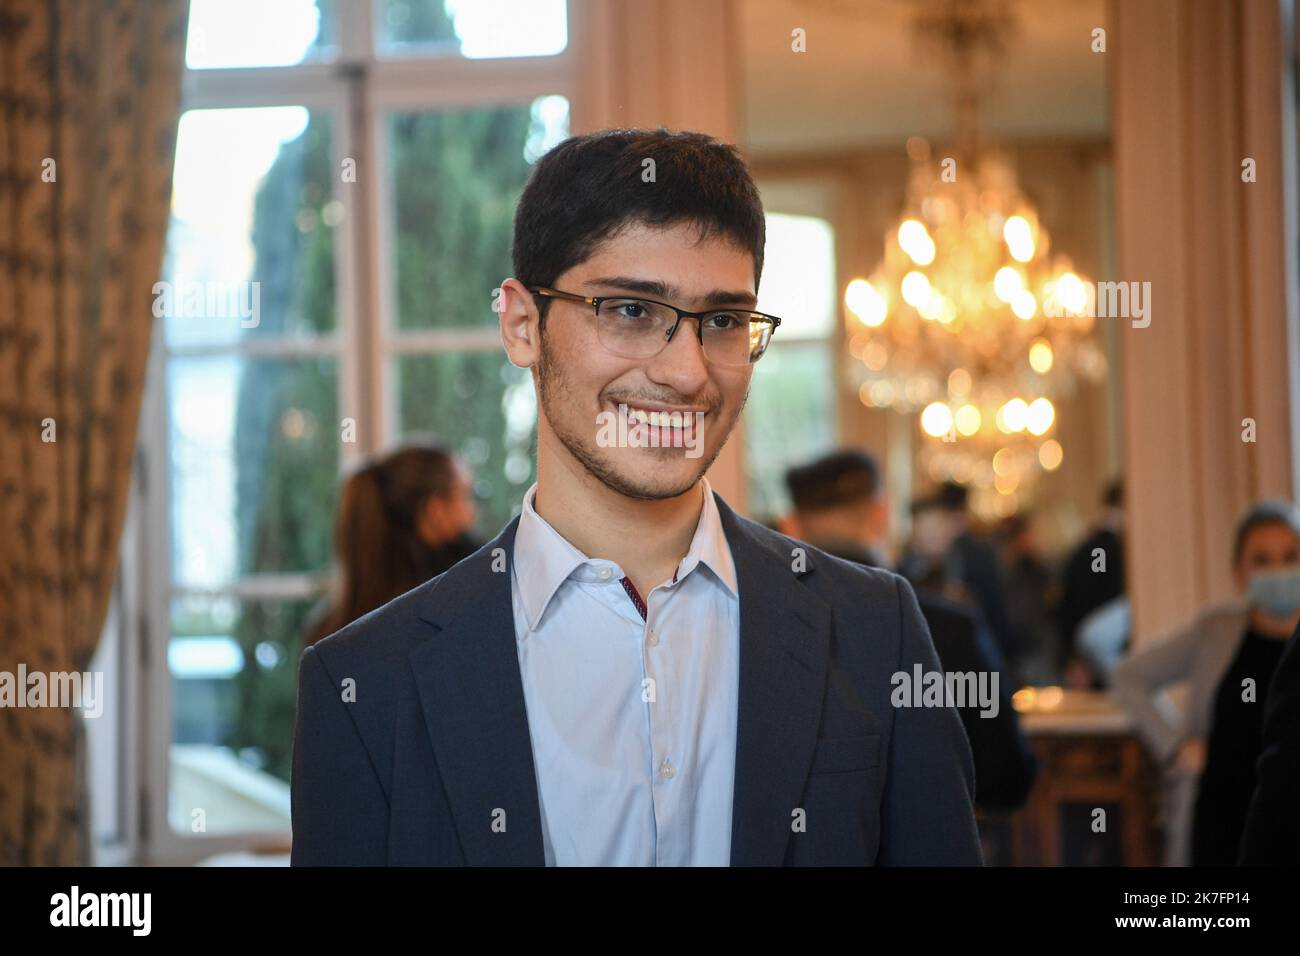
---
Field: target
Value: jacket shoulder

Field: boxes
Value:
[308,533,510,674]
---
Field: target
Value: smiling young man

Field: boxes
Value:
[291,128,981,866]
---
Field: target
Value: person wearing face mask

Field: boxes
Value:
[303,441,480,646]
[1111,500,1300,866]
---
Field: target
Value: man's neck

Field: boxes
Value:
[533,434,705,598]
[796,510,884,562]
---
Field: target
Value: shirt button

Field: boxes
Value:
[660,759,675,779]
[597,567,612,580]
[646,630,659,647]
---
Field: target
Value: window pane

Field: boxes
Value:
[744,344,836,518]
[387,96,569,330]
[185,0,335,69]
[167,357,339,587]
[394,352,537,532]
[169,596,314,834]
[378,0,567,58]
[166,108,338,346]
[759,212,836,339]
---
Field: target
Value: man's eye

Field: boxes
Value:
[706,312,744,330]
[610,300,651,319]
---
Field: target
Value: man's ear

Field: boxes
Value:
[870,495,889,539]
[499,278,542,369]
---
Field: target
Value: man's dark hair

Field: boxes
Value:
[937,480,969,513]
[910,493,946,518]
[1103,478,1123,509]
[512,128,766,321]
[785,450,881,513]
[1232,499,1300,564]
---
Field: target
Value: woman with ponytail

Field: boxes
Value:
[304,441,479,645]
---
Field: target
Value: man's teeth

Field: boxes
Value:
[625,407,686,427]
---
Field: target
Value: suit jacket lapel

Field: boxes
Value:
[408,518,546,865]
[715,494,832,866]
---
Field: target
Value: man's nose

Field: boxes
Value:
[644,316,710,396]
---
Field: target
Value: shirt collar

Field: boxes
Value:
[512,478,738,631]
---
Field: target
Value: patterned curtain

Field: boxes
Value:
[0,0,187,865]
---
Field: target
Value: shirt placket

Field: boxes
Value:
[603,563,688,866]
[644,574,689,866]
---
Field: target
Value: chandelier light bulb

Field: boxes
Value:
[956,404,981,436]
[920,402,954,438]
[846,277,888,327]
[994,265,1023,302]
[1026,397,1056,435]
[1011,288,1037,320]
[1004,215,1036,262]
[1039,439,1064,471]
[918,289,947,321]
[1029,338,1054,373]
[901,270,932,308]
[995,471,1020,495]
[1055,271,1088,314]
[1001,397,1029,432]
[898,219,936,266]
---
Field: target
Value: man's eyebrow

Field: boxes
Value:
[586,276,677,299]
[585,275,758,308]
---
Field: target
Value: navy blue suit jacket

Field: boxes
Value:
[290,493,982,865]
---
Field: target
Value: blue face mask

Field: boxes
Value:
[1247,567,1300,618]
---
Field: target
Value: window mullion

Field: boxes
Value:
[337,0,376,63]
[333,57,386,461]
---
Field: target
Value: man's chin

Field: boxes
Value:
[603,465,706,501]
[582,449,711,501]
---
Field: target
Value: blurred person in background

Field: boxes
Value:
[304,442,480,646]
[1240,620,1300,864]
[1058,479,1126,688]
[898,494,964,599]
[784,450,1038,811]
[997,512,1059,686]
[1111,500,1300,866]
[937,482,1016,669]
[1074,594,1131,686]
[900,485,1018,678]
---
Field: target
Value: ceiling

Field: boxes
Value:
[740,0,1109,158]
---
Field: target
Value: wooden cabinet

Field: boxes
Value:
[980,689,1161,866]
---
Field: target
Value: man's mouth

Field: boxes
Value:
[611,401,708,448]
[626,406,690,428]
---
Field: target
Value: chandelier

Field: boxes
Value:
[843,2,1107,519]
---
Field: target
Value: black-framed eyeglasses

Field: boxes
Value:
[528,286,782,366]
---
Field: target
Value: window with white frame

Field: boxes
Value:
[744,206,839,519]
[146,0,570,859]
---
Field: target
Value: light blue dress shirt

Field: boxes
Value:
[510,479,741,866]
